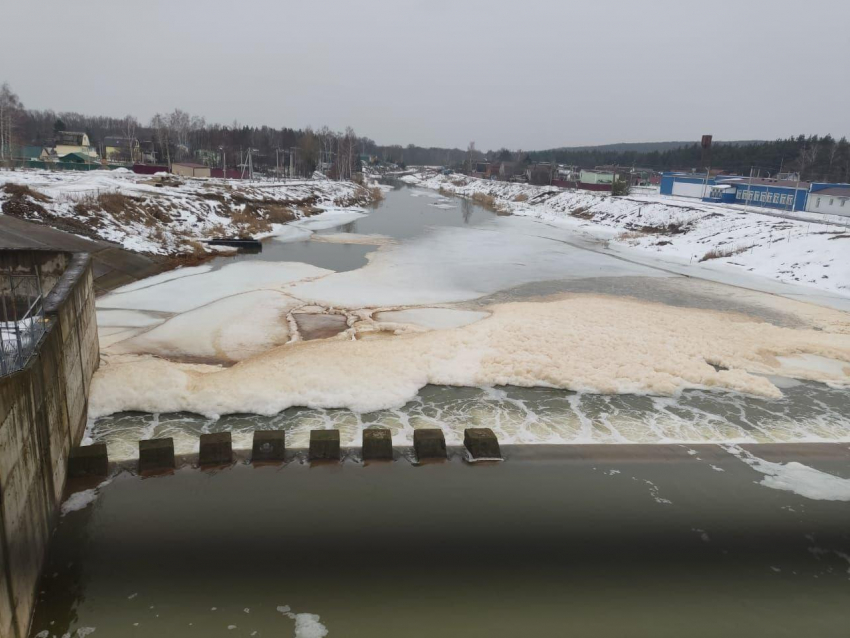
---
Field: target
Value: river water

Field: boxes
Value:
[89,181,850,459]
[30,445,850,638]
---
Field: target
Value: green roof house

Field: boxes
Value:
[21,146,50,161]
[60,152,97,164]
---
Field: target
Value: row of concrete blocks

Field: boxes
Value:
[68,427,502,476]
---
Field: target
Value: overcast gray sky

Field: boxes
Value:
[5,0,849,150]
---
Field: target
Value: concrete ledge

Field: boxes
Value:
[309,430,340,461]
[253,430,286,462]
[464,428,502,460]
[362,428,393,461]
[68,444,109,478]
[43,252,90,313]
[199,432,232,466]
[139,438,175,473]
[413,429,446,461]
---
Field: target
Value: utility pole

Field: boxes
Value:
[792,174,802,212]
[744,166,754,211]
[219,146,225,179]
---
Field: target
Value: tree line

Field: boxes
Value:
[7,81,846,183]
[529,136,850,183]
[0,81,480,177]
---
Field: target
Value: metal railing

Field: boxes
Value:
[1,267,47,376]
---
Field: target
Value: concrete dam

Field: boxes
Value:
[0,249,98,638]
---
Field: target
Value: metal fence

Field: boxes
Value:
[1,267,47,376]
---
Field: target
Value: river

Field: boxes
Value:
[89,180,850,459]
[29,180,850,638]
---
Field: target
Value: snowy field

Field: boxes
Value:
[0,168,377,255]
[412,171,850,299]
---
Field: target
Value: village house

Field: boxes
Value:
[102,136,139,163]
[580,169,614,185]
[53,131,98,159]
[20,146,54,162]
[527,163,554,186]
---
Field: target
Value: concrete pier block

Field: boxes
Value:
[309,429,340,461]
[138,438,175,473]
[413,429,446,461]
[464,428,502,460]
[199,432,232,466]
[68,444,109,478]
[362,428,393,461]
[253,430,286,462]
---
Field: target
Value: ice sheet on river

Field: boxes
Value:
[286,225,669,307]
[110,290,301,362]
[98,261,331,313]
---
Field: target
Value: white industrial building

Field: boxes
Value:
[806,184,850,217]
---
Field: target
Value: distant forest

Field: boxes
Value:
[2,82,848,182]
[529,136,850,183]
[0,81,475,175]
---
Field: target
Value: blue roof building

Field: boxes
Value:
[660,172,810,212]
[715,177,809,212]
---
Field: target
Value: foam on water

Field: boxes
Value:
[726,445,850,501]
[277,606,328,638]
[89,296,850,422]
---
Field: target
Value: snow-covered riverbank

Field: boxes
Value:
[0,169,378,255]
[411,171,850,298]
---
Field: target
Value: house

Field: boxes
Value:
[171,162,211,178]
[59,152,99,166]
[489,161,521,180]
[53,131,98,159]
[594,165,659,187]
[134,140,157,164]
[527,163,554,186]
[806,184,850,217]
[103,137,138,163]
[580,169,614,185]
[20,146,53,162]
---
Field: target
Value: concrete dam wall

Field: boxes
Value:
[0,250,98,638]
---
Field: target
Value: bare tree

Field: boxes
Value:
[150,113,171,166]
[466,141,476,174]
[0,83,24,161]
[798,141,820,181]
[123,115,139,163]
